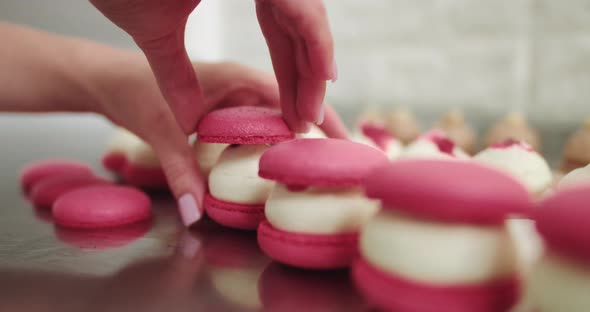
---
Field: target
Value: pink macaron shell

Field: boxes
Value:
[101,152,127,172]
[55,221,151,250]
[536,184,590,264]
[352,258,520,312]
[121,163,168,190]
[364,159,533,225]
[204,193,265,230]
[259,139,390,188]
[360,122,396,151]
[258,263,368,312]
[30,175,112,209]
[257,220,358,270]
[20,160,94,193]
[53,185,152,229]
[197,106,294,145]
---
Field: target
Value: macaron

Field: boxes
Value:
[30,174,112,209]
[53,185,151,229]
[102,128,167,189]
[257,138,389,269]
[385,108,421,144]
[435,109,477,154]
[20,160,93,194]
[192,139,228,178]
[485,112,540,152]
[528,185,590,311]
[474,139,552,269]
[561,117,590,173]
[198,107,295,230]
[351,121,402,160]
[354,159,531,311]
[400,130,470,160]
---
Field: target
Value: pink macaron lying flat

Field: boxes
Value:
[536,185,590,264]
[197,106,294,144]
[259,138,390,188]
[204,193,265,230]
[20,160,93,194]
[53,185,152,229]
[352,258,520,312]
[30,175,112,209]
[257,221,359,270]
[364,159,533,225]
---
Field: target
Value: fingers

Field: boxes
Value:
[136,25,204,134]
[145,114,206,227]
[256,1,309,133]
[319,104,349,139]
[271,0,335,81]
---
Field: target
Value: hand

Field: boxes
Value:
[256,0,336,132]
[90,0,336,134]
[93,58,347,227]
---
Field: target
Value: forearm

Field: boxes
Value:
[0,22,140,113]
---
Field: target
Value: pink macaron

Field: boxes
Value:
[30,174,112,209]
[197,106,294,144]
[20,160,93,194]
[257,138,389,269]
[102,152,168,190]
[198,107,294,230]
[355,159,532,311]
[536,185,590,263]
[53,185,152,229]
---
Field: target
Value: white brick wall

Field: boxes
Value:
[217,0,590,129]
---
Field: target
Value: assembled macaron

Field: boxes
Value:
[102,128,167,189]
[354,159,532,312]
[351,121,402,160]
[558,163,590,190]
[527,185,590,312]
[257,138,389,269]
[198,106,295,230]
[435,109,477,154]
[400,130,469,160]
[485,112,540,152]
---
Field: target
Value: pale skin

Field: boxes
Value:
[0,21,347,226]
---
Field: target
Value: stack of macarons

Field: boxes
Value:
[102,128,168,189]
[197,106,295,230]
[20,159,152,231]
[257,138,389,269]
[400,129,470,160]
[354,159,532,312]
[528,185,590,311]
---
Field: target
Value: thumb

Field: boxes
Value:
[145,118,206,227]
[136,24,205,134]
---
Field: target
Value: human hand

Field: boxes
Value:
[92,58,347,227]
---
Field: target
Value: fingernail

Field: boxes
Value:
[315,105,325,125]
[179,194,201,227]
[180,232,201,259]
[330,61,338,83]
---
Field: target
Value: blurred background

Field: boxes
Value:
[1,0,590,169]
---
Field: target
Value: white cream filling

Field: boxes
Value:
[527,252,590,312]
[399,139,469,160]
[360,211,518,284]
[558,164,590,190]
[193,140,229,176]
[126,138,160,168]
[474,146,552,195]
[265,184,380,234]
[209,144,274,205]
[351,132,403,160]
[107,128,142,155]
[507,218,543,272]
[210,267,263,310]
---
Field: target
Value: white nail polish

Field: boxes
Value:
[179,194,201,227]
